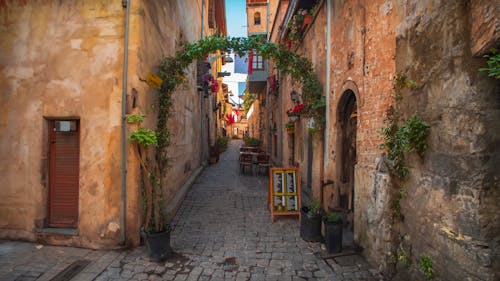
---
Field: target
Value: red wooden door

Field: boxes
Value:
[49,120,80,227]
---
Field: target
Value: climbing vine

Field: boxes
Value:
[129,34,326,232]
[381,73,431,277]
[381,73,430,179]
[479,48,500,79]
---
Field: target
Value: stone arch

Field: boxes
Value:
[335,88,358,231]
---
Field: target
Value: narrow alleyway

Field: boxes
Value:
[0,140,384,281]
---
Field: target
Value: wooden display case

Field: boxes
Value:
[268,168,301,222]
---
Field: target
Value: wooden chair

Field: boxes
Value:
[239,153,253,175]
[257,153,270,176]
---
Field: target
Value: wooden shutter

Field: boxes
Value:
[48,120,80,227]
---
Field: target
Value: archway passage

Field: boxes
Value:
[337,90,357,231]
[154,34,326,178]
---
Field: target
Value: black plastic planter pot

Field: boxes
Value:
[300,207,322,242]
[142,227,172,262]
[323,218,343,254]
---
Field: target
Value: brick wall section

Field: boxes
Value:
[322,0,397,271]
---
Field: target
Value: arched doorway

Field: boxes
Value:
[337,90,357,230]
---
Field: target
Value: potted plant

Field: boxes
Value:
[128,114,172,262]
[286,121,295,134]
[300,199,322,242]
[323,213,343,253]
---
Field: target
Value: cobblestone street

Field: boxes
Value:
[0,140,384,281]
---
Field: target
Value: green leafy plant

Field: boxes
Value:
[420,255,433,280]
[129,128,158,147]
[285,121,295,129]
[381,109,430,178]
[127,114,167,233]
[324,213,341,222]
[215,136,229,151]
[243,136,261,147]
[479,48,500,79]
[309,199,320,215]
[391,188,407,222]
[243,91,257,112]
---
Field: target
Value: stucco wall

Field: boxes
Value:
[394,1,499,280]
[0,1,125,248]
[0,0,207,249]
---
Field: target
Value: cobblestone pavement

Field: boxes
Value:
[0,140,384,281]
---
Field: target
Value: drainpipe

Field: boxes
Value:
[120,0,131,246]
[324,0,331,166]
[323,0,331,209]
[266,0,270,153]
[200,0,206,165]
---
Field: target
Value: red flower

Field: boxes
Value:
[287,103,306,115]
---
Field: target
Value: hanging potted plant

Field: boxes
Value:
[128,114,172,262]
[286,103,306,121]
[323,213,343,253]
[300,199,322,242]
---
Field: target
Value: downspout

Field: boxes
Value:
[266,0,270,153]
[323,0,332,208]
[120,0,131,246]
[200,0,206,165]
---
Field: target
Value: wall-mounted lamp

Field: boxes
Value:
[217,71,231,77]
[290,91,298,102]
[224,56,234,63]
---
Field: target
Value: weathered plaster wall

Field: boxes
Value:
[0,1,125,248]
[395,1,500,280]
[127,0,205,246]
[0,0,206,249]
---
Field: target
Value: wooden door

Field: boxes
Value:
[48,120,80,227]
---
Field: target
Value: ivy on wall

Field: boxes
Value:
[381,73,432,279]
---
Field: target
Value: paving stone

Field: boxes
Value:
[0,141,384,281]
[173,274,188,281]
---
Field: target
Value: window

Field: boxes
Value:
[252,54,264,70]
[254,12,261,25]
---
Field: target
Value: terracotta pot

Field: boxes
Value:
[301,15,312,29]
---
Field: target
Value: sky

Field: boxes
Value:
[225,0,247,38]
[223,0,248,106]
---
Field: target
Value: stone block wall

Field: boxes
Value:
[394,1,500,280]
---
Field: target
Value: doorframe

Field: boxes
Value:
[46,117,81,228]
[334,86,359,232]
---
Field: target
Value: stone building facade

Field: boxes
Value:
[263,0,499,280]
[0,0,226,249]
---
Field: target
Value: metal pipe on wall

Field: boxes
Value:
[322,0,332,210]
[325,0,331,165]
[120,0,131,246]
[200,0,206,165]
